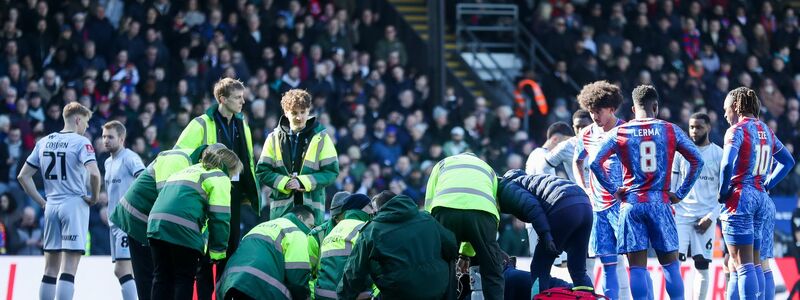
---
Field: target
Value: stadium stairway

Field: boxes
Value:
[388,0,487,100]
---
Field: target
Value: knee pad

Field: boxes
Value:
[693,256,710,270]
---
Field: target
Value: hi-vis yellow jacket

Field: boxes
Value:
[174,103,261,214]
[256,116,338,225]
[147,164,232,260]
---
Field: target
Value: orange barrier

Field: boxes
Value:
[514,79,549,117]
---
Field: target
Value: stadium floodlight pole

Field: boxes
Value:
[428,0,445,104]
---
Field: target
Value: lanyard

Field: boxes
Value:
[289,131,299,160]
[215,113,237,146]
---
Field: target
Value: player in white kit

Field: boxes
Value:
[17,103,102,300]
[670,112,722,300]
[526,122,573,176]
[102,121,145,300]
[525,121,576,265]
[535,109,593,183]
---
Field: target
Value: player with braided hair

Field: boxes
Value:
[719,87,795,300]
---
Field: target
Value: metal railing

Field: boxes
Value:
[455,3,581,98]
[460,28,516,101]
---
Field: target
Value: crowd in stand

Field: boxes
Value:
[0,0,799,257]
[531,1,800,169]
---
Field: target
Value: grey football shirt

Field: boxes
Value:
[104,148,145,226]
[26,131,97,205]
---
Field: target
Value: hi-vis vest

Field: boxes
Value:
[113,148,197,245]
[150,149,195,188]
[174,107,261,213]
[233,218,311,298]
[147,164,232,260]
[313,219,374,299]
[260,131,336,197]
[424,154,500,221]
[258,126,338,224]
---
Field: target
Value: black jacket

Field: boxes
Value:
[497,169,590,239]
[337,195,458,300]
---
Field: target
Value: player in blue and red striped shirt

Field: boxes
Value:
[719,87,795,300]
[572,81,628,300]
[592,85,704,300]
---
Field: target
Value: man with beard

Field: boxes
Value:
[670,112,722,300]
[102,121,146,300]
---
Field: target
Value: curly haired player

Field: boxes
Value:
[572,81,629,300]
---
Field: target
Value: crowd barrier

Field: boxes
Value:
[1,256,799,299]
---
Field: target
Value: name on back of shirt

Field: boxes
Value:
[45,141,70,149]
[757,131,767,139]
[631,128,660,137]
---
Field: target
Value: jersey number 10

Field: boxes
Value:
[752,145,772,176]
[43,151,67,180]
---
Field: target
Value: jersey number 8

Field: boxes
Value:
[752,144,772,176]
[640,141,657,173]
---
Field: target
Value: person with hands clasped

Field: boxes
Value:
[146,149,243,300]
[256,89,339,226]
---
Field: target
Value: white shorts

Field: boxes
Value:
[677,219,716,261]
[43,200,89,253]
[109,225,131,262]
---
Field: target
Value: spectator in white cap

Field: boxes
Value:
[444,126,471,156]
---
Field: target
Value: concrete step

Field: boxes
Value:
[395,5,426,13]
[405,15,427,22]
[412,24,428,32]
[389,0,424,4]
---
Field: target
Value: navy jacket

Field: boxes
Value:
[497,170,590,239]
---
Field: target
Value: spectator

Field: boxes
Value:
[114,21,145,62]
[0,127,25,187]
[238,14,267,67]
[544,17,576,61]
[443,126,471,157]
[87,6,115,59]
[0,193,20,232]
[12,206,42,255]
[355,9,381,52]
[316,18,352,56]
[371,126,402,166]
[374,25,407,66]
[182,0,205,28]
[109,50,140,94]
[760,78,787,118]
[681,18,701,60]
